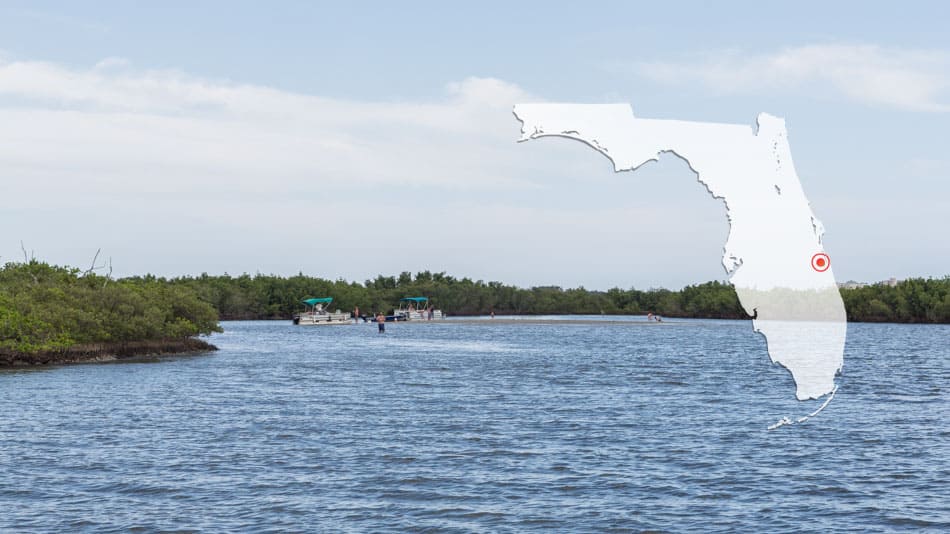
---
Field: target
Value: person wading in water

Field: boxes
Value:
[376,312,386,333]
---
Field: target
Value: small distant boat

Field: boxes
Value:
[292,297,351,325]
[393,297,444,321]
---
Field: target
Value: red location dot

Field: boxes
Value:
[811,252,831,272]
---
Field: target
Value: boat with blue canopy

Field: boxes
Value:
[293,297,352,325]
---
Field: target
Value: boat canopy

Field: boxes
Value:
[400,297,429,302]
[303,297,333,306]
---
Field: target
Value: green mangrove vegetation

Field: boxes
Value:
[156,270,950,323]
[3,260,948,359]
[839,277,950,323]
[0,261,220,356]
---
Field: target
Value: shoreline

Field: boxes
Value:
[218,314,948,326]
[432,318,685,326]
[0,337,218,367]
[219,313,733,322]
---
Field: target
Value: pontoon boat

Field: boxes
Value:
[293,297,351,325]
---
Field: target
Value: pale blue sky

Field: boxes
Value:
[1,2,947,289]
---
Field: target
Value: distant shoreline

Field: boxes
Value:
[0,338,217,367]
[220,314,949,326]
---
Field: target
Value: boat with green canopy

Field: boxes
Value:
[293,297,351,325]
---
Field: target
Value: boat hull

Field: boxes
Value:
[395,310,445,321]
[293,313,352,325]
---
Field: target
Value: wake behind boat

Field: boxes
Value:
[292,297,351,325]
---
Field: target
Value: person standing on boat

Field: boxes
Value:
[376,312,385,333]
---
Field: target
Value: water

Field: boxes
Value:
[1,318,947,532]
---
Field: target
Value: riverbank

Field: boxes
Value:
[0,337,217,367]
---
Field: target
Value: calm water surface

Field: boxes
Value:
[1,318,947,532]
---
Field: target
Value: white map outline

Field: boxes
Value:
[514,103,846,429]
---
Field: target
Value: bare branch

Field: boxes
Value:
[83,248,109,276]
[19,241,38,284]
[87,248,101,274]
[102,257,113,289]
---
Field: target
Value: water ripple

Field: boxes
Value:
[0,320,947,531]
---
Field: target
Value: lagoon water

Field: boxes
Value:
[1,318,947,532]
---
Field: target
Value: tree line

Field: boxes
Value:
[839,277,950,323]
[4,261,948,354]
[150,270,950,323]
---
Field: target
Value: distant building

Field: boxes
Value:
[838,280,867,289]
[838,278,902,289]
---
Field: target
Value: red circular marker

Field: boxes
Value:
[811,252,830,272]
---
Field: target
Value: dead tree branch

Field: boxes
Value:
[83,248,108,276]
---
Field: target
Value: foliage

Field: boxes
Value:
[4,261,946,356]
[0,261,221,354]
[156,271,950,324]
[839,277,950,323]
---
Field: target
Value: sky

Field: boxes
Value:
[1,1,948,290]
